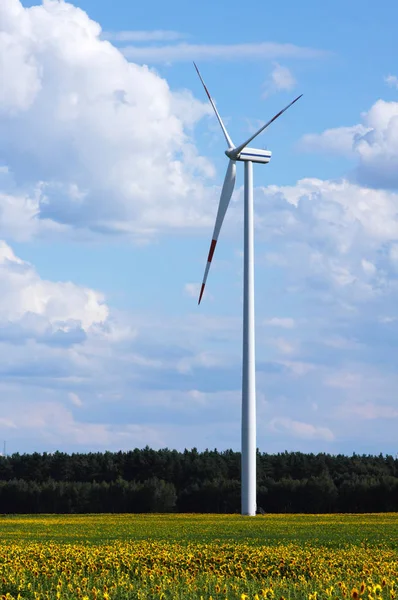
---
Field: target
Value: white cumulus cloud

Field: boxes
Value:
[299,99,398,189]
[0,0,215,240]
[0,240,107,337]
[263,63,296,97]
[300,124,370,157]
[253,177,398,303]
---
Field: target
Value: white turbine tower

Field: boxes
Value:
[195,63,302,516]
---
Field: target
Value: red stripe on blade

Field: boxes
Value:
[207,239,217,263]
[198,283,205,305]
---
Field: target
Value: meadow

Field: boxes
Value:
[0,513,397,599]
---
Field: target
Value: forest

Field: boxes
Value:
[0,448,397,513]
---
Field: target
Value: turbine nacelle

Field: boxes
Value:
[225,147,272,164]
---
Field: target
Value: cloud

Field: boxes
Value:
[0,398,164,449]
[102,30,185,42]
[68,392,83,407]
[385,74,398,89]
[269,417,334,441]
[121,42,326,64]
[0,418,17,429]
[0,242,235,451]
[0,241,174,452]
[299,99,398,189]
[184,283,214,303]
[0,0,215,240]
[0,0,326,244]
[0,248,245,451]
[324,371,361,389]
[253,177,398,303]
[273,338,296,355]
[264,317,295,329]
[176,351,230,374]
[125,388,240,415]
[184,283,200,298]
[0,240,107,336]
[263,63,296,97]
[270,63,296,91]
[378,316,397,323]
[390,244,398,265]
[277,361,315,376]
[340,401,398,420]
[352,100,398,189]
[300,125,370,157]
[323,336,360,350]
[0,188,64,242]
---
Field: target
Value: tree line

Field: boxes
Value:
[0,448,397,513]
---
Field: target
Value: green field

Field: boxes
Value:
[0,513,397,599]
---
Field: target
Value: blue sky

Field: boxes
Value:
[0,0,398,456]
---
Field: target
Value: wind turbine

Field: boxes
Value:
[194,63,302,516]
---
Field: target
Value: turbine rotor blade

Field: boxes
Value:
[194,62,234,149]
[232,94,303,156]
[198,159,236,304]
